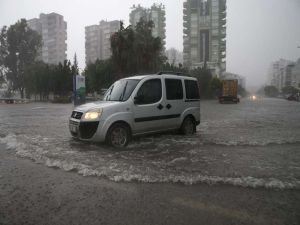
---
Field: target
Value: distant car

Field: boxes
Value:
[69,73,200,148]
[287,94,297,101]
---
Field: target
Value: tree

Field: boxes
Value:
[160,62,188,74]
[110,21,134,78]
[72,53,79,75]
[0,27,7,88]
[84,59,116,93]
[191,67,213,98]
[24,61,52,100]
[51,60,73,96]
[282,86,299,95]
[264,85,279,97]
[110,19,166,78]
[0,19,42,98]
[238,85,248,97]
[209,77,222,98]
[134,19,165,74]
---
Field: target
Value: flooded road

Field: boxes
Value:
[0,97,300,189]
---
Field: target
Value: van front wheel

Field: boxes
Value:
[106,123,130,148]
[180,117,196,135]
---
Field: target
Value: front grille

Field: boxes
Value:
[71,111,83,119]
[79,121,99,139]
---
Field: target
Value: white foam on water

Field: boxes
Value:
[1,133,299,190]
[31,107,48,110]
[204,139,300,146]
[168,157,188,165]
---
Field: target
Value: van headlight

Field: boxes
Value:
[83,109,102,120]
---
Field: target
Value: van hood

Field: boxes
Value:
[74,101,119,112]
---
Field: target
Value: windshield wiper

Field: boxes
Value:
[105,86,114,101]
[119,81,128,101]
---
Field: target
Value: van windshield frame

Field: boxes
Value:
[104,79,140,102]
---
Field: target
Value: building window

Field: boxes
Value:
[200,0,210,16]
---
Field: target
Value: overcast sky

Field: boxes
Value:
[0,0,299,89]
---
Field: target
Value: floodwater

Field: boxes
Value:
[0,97,299,189]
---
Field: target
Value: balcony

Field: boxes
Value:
[220,30,226,38]
[183,42,189,47]
[220,19,226,26]
[219,52,226,59]
[183,29,189,35]
[220,45,226,52]
[183,21,189,28]
[220,11,227,18]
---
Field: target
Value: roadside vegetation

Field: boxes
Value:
[263,85,299,98]
[0,18,240,101]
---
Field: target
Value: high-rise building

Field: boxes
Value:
[291,59,300,89]
[165,48,183,66]
[183,0,226,76]
[268,59,294,91]
[130,4,166,47]
[27,13,67,65]
[85,20,120,65]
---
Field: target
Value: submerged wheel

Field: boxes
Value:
[180,117,196,135]
[106,123,131,148]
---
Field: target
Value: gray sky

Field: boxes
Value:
[0,0,299,89]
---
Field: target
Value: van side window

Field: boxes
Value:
[136,79,162,105]
[185,80,200,99]
[165,79,183,100]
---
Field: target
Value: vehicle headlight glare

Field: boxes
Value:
[84,109,102,120]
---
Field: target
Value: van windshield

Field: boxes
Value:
[104,79,140,102]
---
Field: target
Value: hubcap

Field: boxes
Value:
[111,127,127,147]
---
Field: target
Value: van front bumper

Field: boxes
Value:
[69,118,103,141]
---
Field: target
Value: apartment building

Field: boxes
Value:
[183,0,226,76]
[291,59,300,89]
[165,48,183,66]
[130,3,166,47]
[268,59,294,91]
[27,13,67,65]
[85,20,120,65]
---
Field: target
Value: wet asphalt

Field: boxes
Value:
[0,97,300,224]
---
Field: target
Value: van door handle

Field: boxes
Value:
[166,104,172,109]
[157,104,163,110]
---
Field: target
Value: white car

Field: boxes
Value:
[69,73,200,147]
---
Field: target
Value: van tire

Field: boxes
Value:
[180,116,196,135]
[106,123,131,148]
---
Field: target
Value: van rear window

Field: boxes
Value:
[184,80,200,99]
[165,79,183,100]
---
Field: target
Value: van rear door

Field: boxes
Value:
[161,78,185,129]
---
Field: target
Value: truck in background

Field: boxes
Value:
[218,79,240,104]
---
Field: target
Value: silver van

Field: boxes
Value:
[69,73,200,147]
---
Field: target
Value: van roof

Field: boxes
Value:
[125,74,197,81]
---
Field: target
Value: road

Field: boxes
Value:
[0,97,299,224]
